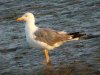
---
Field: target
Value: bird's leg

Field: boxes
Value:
[44,49,50,64]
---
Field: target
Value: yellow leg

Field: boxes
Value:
[44,49,50,63]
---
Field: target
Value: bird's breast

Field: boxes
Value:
[25,27,42,48]
[26,33,42,48]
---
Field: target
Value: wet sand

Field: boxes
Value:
[0,0,100,75]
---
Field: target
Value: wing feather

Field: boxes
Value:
[34,28,71,46]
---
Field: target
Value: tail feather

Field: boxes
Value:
[68,32,86,39]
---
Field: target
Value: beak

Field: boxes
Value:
[16,17,25,22]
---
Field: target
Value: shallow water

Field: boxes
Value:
[0,0,100,75]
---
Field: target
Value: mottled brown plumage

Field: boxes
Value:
[34,28,72,46]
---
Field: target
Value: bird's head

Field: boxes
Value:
[16,12,35,22]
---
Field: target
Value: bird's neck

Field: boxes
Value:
[25,20,38,34]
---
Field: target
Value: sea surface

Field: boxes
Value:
[0,0,100,75]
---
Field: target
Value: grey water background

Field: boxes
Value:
[0,0,100,75]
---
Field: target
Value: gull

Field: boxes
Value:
[16,12,84,64]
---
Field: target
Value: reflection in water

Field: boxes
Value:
[37,61,91,75]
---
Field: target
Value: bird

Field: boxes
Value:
[16,12,85,64]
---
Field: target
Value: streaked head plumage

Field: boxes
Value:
[16,12,35,22]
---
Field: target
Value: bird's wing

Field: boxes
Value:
[34,28,71,46]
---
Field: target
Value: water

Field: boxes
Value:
[0,0,100,75]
